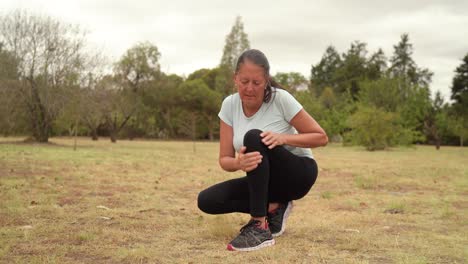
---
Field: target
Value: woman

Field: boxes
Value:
[197,49,328,251]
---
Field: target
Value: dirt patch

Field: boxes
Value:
[452,201,468,210]
[330,203,361,212]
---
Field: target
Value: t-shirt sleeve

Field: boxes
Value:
[218,95,233,126]
[278,90,303,122]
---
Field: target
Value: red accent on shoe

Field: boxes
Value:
[227,244,234,251]
[268,208,278,214]
[255,220,268,230]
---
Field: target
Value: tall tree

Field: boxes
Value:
[0,43,24,136]
[310,45,342,96]
[220,16,250,71]
[336,41,368,98]
[451,53,468,112]
[105,42,161,142]
[389,34,417,82]
[220,16,250,94]
[450,53,468,146]
[114,41,161,91]
[424,91,445,149]
[176,79,221,149]
[0,10,90,142]
[366,48,387,80]
[389,34,433,96]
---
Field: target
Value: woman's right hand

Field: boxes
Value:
[237,146,263,172]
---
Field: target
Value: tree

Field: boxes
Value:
[310,45,342,96]
[449,53,468,146]
[424,91,445,149]
[450,53,468,114]
[366,48,387,80]
[114,41,161,91]
[104,42,161,142]
[0,43,25,136]
[358,77,401,112]
[0,10,90,142]
[175,79,221,149]
[319,87,337,109]
[273,72,308,93]
[389,34,433,97]
[148,73,184,138]
[220,16,250,94]
[81,85,107,140]
[336,41,369,98]
[220,16,250,71]
[346,105,410,151]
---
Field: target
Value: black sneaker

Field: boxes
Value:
[268,201,293,237]
[227,219,275,251]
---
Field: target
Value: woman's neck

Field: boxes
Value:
[242,101,262,117]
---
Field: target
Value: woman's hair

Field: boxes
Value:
[235,49,283,103]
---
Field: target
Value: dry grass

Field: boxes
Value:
[0,137,467,263]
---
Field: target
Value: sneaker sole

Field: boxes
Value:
[227,239,275,251]
[271,201,293,237]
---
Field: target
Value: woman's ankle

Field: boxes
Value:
[251,216,268,229]
[268,203,280,213]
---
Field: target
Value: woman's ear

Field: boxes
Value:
[233,73,239,87]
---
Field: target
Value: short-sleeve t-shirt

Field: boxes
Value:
[218,88,314,159]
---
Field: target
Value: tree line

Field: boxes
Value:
[0,11,466,150]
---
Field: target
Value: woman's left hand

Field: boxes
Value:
[260,131,286,149]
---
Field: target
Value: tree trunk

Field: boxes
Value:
[163,110,174,138]
[191,113,197,153]
[461,135,464,147]
[73,119,78,151]
[91,128,98,141]
[110,132,117,143]
[28,80,49,143]
[207,116,214,141]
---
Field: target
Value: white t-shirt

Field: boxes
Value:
[218,88,314,159]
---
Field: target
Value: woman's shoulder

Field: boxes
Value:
[273,88,293,97]
[221,93,240,110]
[222,93,240,102]
[272,88,297,104]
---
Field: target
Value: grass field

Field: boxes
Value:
[0,137,467,263]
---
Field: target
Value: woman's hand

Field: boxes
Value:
[260,131,286,149]
[237,146,263,172]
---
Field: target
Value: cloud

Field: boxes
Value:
[1,0,467,99]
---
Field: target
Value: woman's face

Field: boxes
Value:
[234,60,267,108]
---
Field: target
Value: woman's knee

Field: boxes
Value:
[197,189,216,214]
[243,129,263,147]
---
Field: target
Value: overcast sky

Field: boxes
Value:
[1,0,467,100]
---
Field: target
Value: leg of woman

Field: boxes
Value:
[243,129,318,214]
[198,129,317,217]
[197,177,250,215]
[242,129,318,237]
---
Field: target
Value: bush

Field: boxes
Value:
[345,105,408,150]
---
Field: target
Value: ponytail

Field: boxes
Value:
[264,77,284,103]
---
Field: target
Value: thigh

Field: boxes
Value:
[267,147,318,202]
[201,177,250,201]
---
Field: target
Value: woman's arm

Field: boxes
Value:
[261,109,328,149]
[218,120,239,172]
[219,120,263,172]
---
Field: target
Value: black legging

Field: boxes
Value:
[198,129,318,217]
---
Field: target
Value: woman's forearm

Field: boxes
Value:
[219,156,241,172]
[283,132,328,148]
